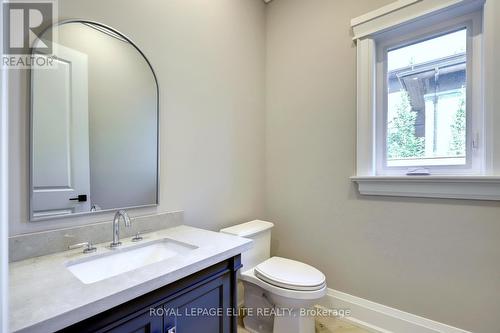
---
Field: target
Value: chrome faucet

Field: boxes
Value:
[110,210,131,248]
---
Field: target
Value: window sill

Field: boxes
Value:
[351,175,500,200]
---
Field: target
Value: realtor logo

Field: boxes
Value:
[2,0,57,68]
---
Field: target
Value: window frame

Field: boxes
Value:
[349,0,500,201]
[374,11,483,176]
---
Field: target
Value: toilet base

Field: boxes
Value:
[239,266,326,333]
[243,306,316,333]
[273,307,315,333]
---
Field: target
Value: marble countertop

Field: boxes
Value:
[9,225,253,333]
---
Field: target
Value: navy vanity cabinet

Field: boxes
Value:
[101,310,163,333]
[163,271,231,333]
[57,255,241,333]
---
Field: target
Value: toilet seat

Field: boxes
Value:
[240,268,327,300]
[254,257,326,291]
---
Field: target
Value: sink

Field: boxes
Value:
[66,238,198,284]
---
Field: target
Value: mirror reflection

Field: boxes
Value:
[30,21,159,220]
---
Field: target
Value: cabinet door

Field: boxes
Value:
[164,273,231,333]
[103,310,163,333]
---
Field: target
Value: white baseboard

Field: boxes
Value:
[318,288,472,333]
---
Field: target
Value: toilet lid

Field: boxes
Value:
[254,257,326,291]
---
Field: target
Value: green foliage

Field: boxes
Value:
[449,92,466,156]
[387,91,425,159]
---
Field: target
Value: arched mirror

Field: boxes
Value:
[30,20,159,221]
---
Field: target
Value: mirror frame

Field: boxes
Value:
[29,19,160,221]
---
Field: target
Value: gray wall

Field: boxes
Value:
[264,1,500,333]
[8,0,266,234]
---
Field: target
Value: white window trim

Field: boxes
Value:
[351,0,500,200]
[351,175,500,200]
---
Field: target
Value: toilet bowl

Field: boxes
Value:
[220,221,327,333]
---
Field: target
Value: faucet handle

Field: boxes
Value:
[69,241,97,254]
[131,229,152,242]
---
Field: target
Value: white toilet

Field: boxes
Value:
[220,220,327,333]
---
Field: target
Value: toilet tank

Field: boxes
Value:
[220,220,274,272]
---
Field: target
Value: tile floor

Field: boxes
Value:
[238,316,369,333]
[315,316,370,333]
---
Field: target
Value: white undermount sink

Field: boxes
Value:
[66,238,198,284]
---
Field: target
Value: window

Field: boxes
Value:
[349,0,500,200]
[375,14,483,176]
[386,30,467,169]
